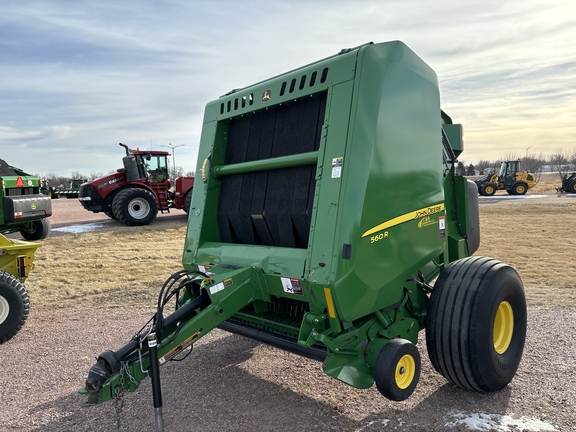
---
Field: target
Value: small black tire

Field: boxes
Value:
[512,182,528,195]
[567,180,576,194]
[112,188,158,226]
[426,256,527,392]
[20,218,51,241]
[374,338,421,401]
[183,190,192,214]
[0,271,30,344]
[480,184,497,196]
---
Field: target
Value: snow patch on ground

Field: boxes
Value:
[478,195,549,199]
[445,412,556,431]
[52,221,112,234]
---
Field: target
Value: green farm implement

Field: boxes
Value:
[81,41,527,429]
[0,158,52,240]
[0,234,41,343]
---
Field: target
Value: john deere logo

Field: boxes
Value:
[261,89,272,103]
[31,203,37,210]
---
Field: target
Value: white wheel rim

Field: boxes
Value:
[128,197,151,219]
[0,296,9,325]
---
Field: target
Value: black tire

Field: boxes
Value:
[426,256,527,392]
[20,218,51,241]
[0,271,30,344]
[480,183,497,196]
[104,210,116,220]
[374,338,421,401]
[567,180,576,194]
[111,188,158,226]
[512,182,528,195]
[183,190,192,214]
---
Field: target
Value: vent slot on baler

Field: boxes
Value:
[218,92,327,248]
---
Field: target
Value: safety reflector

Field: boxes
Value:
[16,177,25,187]
[324,288,336,319]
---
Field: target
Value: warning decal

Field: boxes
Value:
[281,277,303,295]
[159,332,200,364]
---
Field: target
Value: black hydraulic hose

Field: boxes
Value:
[103,291,211,368]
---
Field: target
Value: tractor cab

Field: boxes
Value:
[120,143,170,184]
[138,152,169,183]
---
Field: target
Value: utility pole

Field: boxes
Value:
[525,146,532,159]
[161,143,185,180]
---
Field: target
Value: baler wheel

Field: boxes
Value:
[0,271,30,344]
[374,338,421,401]
[426,256,527,393]
[20,218,51,241]
[112,188,158,226]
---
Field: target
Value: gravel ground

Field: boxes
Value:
[1,306,574,432]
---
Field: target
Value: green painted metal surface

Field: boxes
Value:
[0,159,52,237]
[182,41,471,388]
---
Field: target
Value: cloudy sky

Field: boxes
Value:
[2,1,575,177]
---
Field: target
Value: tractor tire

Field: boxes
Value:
[480,183,497,196]
[374,338,421,401]
[112,188,158,226]
[104,210,116,220]
[0,271,30,344]
[567,180,576,193]
[20,218,51,241]
[511,182,528,195]
[426,256,526,392]
[183,190,192,214]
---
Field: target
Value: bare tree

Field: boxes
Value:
[70,171,87,180]
[522,152,545,183]
[475,160,497,175]
[549,150,570,180]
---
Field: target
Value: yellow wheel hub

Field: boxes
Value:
[486,186,494,194]
[493,301,514,354]
[395,354,416,389]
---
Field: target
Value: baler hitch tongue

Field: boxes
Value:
[79,267,261,408]
[83,359,112,405]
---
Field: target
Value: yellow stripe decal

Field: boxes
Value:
[324,287,336,319]
[361,203,445,238]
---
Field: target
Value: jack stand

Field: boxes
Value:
[148,332,164,432]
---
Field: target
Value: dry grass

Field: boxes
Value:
[28,222,187,310]
[25,187,575,311]
[475,200,576,309]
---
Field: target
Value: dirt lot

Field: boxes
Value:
[1,185,575,431]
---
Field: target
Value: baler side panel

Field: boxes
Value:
[331,43,445,322]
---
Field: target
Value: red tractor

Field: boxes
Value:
[78,143,194,226]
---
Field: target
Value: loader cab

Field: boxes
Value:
[499,160,520,188]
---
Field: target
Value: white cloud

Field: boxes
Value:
[1,0,575,175]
